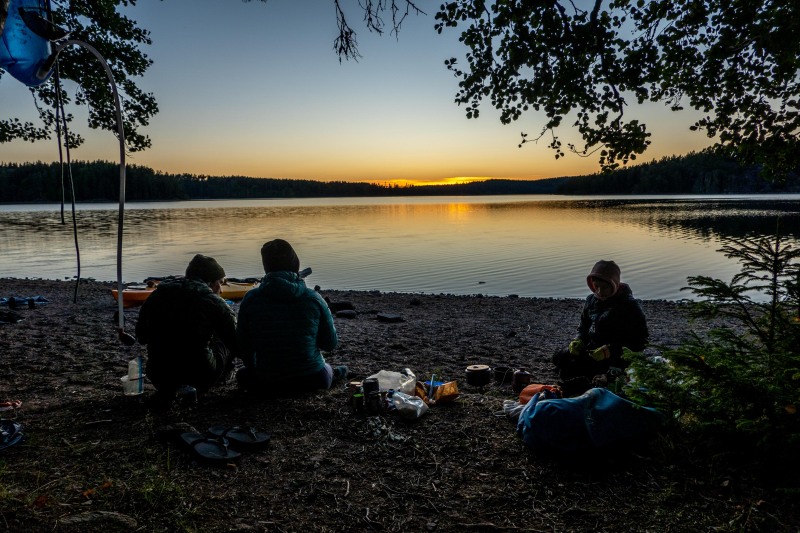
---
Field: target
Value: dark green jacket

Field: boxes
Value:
[136,277,236,390]
[577,283,648,366]
[237,271,337,382]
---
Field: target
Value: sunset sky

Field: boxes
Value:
[0,0,715,184]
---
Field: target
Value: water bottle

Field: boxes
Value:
[125,358,143,395]
[127,358,140,379]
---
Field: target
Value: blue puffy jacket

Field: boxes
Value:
[237,271,337,382]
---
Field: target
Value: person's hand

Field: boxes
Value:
[589,345,610,361]
[568,339,584,356]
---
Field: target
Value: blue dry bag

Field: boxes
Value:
[0,0,57,87]
[516,387,665,453]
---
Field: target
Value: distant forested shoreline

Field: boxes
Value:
[1,152,797,203]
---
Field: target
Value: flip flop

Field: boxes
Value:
[0,420,23,452]
[179,432,241,465]
[207,426,271,451]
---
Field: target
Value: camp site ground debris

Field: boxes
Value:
[0,277,795,531]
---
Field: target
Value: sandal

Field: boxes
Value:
[207,426,271,451]
[179,431,241,465]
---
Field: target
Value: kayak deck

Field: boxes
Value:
[111,280,257,307]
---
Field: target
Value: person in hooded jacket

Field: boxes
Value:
[552,260,648,395]
[136,254,237,399]
[236,239,344,396]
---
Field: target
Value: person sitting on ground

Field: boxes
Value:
[135,254,237,401]
[235,239,344,396]
[552,260,648,396]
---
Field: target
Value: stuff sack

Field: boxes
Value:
[0,0,57,87]
[518,383,562,404]
[516,387,665,453]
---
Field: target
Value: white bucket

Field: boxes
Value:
[120,375,144,396]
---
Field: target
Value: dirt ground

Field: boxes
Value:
[0,278,796,532]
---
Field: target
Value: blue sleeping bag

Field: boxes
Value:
[516,387,665,452]
[0,0,56,86]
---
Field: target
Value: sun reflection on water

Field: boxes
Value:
[1,197,797,300]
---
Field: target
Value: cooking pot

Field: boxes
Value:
[465,364,492,387]
[493,366,515,384]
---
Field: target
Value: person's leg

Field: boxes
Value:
[553,349,598,396]
[291,365,333,394]
[184,338,233,394]
[145,349,179,395]
[552,349,580,381]
[144,353,179,409]
[235,366,257,391]
[209,337,233,385]
[330,363,348,382]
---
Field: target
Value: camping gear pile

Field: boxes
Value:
[348,368,460,420]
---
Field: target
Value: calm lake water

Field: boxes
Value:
[1,195,799,301]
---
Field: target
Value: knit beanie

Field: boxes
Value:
[587,260,621,295]
[261,239,300,273]
[185,254,226,283]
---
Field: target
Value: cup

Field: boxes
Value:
[365,391,382,415]
[351,393,365,413]
[362,377,379,395]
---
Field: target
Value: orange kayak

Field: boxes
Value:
[111,280,258,308]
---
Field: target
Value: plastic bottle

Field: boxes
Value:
[127,358,140,379]
[124,358,144,395]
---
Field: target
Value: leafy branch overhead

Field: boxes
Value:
[433,0,800,178]
[0,0,158,153]
[246,0,425,61]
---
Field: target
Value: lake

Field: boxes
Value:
[1,195,799,301]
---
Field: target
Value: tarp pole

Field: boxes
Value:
[53,40,134,359]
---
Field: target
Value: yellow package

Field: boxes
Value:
[433,381,460,403]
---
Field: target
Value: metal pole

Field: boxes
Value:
[53,40,135,356]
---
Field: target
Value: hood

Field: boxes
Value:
[257,271,308,301]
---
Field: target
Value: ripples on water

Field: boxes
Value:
[1,196,798,300]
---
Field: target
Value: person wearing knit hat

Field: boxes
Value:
[186,254,226,285]
[236,239,346,396]
[136,254,237,406]
[551,260,648,397]
[261,239,300,274]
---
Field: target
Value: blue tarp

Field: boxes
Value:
[516,387,665,453]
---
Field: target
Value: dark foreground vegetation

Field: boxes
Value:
[1,152,798,204]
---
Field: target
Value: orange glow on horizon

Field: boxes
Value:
[373,176,492,187]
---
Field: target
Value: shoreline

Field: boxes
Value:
[0,277,697,359]
[1,276,686,304]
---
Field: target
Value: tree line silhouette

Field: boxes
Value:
[0,152,796,203]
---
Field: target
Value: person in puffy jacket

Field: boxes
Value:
[136,254,237,398]
[236,239,344,396]
[552,260,648,395]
